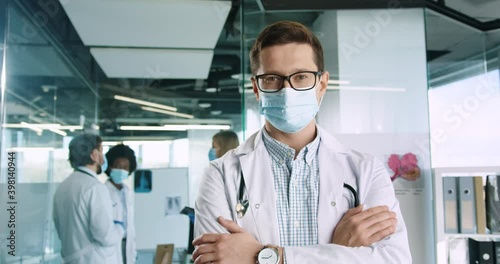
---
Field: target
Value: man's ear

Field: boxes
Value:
[251,77,260,101]
[89,148,99,163]
[318,71,329,97]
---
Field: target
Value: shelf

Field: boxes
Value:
[445,233,500,239]
[433,167,500,263]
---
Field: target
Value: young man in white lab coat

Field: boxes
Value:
[53,134,125,264]
[104,144,137,264]
[192,21,412,264]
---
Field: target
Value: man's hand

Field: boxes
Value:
[192,217,263,264]
[331,205,397,247]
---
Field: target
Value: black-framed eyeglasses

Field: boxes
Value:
[254,71,323,93]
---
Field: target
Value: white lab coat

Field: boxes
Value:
[53,167,124,264]
[195,126,412,264]
[105,180,136,264]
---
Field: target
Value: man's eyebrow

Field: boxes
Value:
[260,69,316,75]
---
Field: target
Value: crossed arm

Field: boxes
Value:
[193,158,412,264]
[192,205,398,264]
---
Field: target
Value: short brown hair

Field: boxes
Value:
[249,21,324,75]
[213,130,239,157]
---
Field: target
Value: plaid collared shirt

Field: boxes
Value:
[262,128,321,246]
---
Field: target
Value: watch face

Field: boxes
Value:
[258,247,279,264]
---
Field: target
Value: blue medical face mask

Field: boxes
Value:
[101,154,108,172]
[259,87,320,134]
[110,169,129,184]
[208,148,217,161]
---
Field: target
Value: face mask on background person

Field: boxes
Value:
[110,169,129,184]
[101,154,108,172]
[259,87,320,134]
[208,148,217,161]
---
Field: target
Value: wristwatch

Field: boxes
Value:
[257,245,280,264]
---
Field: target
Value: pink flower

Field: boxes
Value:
[387,153,420,182]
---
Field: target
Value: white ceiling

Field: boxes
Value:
[91,47,214,79]
[60,0,231,78]
[60,0,231,48]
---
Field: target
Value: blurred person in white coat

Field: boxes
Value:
[104,144,138,264]
[192,21,412,264]
[53,134,124,264]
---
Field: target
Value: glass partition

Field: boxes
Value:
[0,0,241,262]
[0,1,98,262]
[425,10,500,168]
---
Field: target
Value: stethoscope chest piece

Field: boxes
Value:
[236,199,249,218]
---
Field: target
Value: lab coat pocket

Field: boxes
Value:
[340,189,356,212]
[112,202,124,222]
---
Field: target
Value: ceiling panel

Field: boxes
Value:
[91,48,214,79]
[60,0,231,49]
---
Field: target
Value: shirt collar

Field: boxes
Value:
[261,127,321,165]
[76,166,98,178]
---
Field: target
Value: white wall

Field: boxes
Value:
[188,129,219,206]
[429,70,500,167]
[317,9,434,264]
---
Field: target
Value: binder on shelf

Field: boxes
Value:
[474,176,487,234]
[495,241,500,264]
[443,177,459,233]
[494,241,500,264]
[458,177,477,234]
[486,175,500,233]
[468,238,495,264]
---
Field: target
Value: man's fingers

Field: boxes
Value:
[352,205,390,222]
[218,216,244,234]
[365,212,397,233]
[360,211,396,231]
[192,243,216,259]
[193,252,218,264]
[367,222,397,244]
[341,204,364,220]
[192,233,221,246]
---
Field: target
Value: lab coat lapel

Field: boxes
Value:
[238,131,280,245]
[317,128,348,243]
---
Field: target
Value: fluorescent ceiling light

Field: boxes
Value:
[123,140,172,145]
[114,95,177,112]
[49,128,67,137]
[59,125,83,131]
[119,125,230,131]
[198,103,211,108]
[327,86,406,92]
[119,126,185,131]
[3,123,83,131]
[205,87,217,93]
[328,80,350,85]
[164,125,230,130]
[102,141,121,146]
[103,140,173,146]
[141,106,194,119]
[231,73,252,80]
[210,110,222,115]
[20,122,43,133]
[7,147,55,152]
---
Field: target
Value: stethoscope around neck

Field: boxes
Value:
[235,170,360,218]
